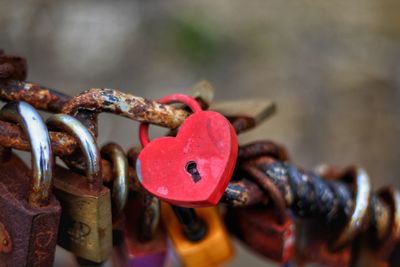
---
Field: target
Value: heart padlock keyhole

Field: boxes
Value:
[185,161,201,183]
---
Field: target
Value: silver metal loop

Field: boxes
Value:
[331,167,371,250]
[46,114,102,191]
[100,143,128,219]
[0,101,54,205]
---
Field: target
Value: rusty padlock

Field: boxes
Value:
[111,146,167,267]
[162,203,234,267]
[0,50,27,80]
[46,114,112,263]
[227,205,295,263]
[225,159,294,263]
[112,191,167,267]
[0,101,61,266]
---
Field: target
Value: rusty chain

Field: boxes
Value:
[0,50,399,260]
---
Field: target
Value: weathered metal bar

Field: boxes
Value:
[0,80,70,113]
[62,88,191,135]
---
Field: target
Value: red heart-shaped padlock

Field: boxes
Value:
[137,94,238,207]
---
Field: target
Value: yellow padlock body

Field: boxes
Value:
[161,203,234,267]
[54,166,112,263]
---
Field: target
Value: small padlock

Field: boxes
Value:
[225,160,294,263]
[227,205,295,263]
[100,142,129,246]
[295,219,352,267]
[0,101,61,266]
[162,203,234,267]
[46,114,113,263]
[137,93,238,207]
[113,191,167,267]
[112,146,167,267]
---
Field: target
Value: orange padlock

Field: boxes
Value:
[161,203,234,267]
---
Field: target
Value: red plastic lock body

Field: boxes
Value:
[232,207,295,263]
[137,94,238,207]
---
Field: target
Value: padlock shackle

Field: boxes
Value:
[241,162,287,225]
[46,114,103,192]
[376,186,400,260]
[171,206,208,242]
[0,101,54,206]
[330,167,371,251]
[100,143,129,220]
[139,94,202,147]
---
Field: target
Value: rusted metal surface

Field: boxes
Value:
[230,116,256,134]
[0,116,396,247]
[0,153,60,266]
[221,180,267,207]
[238,140,289,162]
[62,88,191,135]
[0,80,70,113]
[234,153,399,257]
[0,50,396,258]
[0,120,76,155]
[0,51,27,81]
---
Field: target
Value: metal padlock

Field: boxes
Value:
[112,146,167,267]
[227,205,295,263]
[226,159,294,263]
[100,142,129,246]
[46,114,112,263]
[162,203,234,267]
[113,191,167,267]
[0,101,61,266]
[295,219,352,267]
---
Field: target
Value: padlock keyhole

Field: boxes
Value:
[185,161,201,183]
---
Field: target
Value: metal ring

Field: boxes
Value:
[330,167,371,251]
[376,187,400,259]
[238,140,289,162]
[139,94,202,147]
[100,143,129,219]
[46,114,102,191]
[0,101,53,206]
[126,146,161,240]
[241,161,287,224]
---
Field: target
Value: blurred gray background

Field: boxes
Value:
[1,0,400,266]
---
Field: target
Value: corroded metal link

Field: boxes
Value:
[221,180,267,207]
[0,116,392,242]
[0,120,77,155]
[62,88,191,136]
[0,80,70,113]
[237,140,289,162]
[237,155,396,254]
[0,51,27,81]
